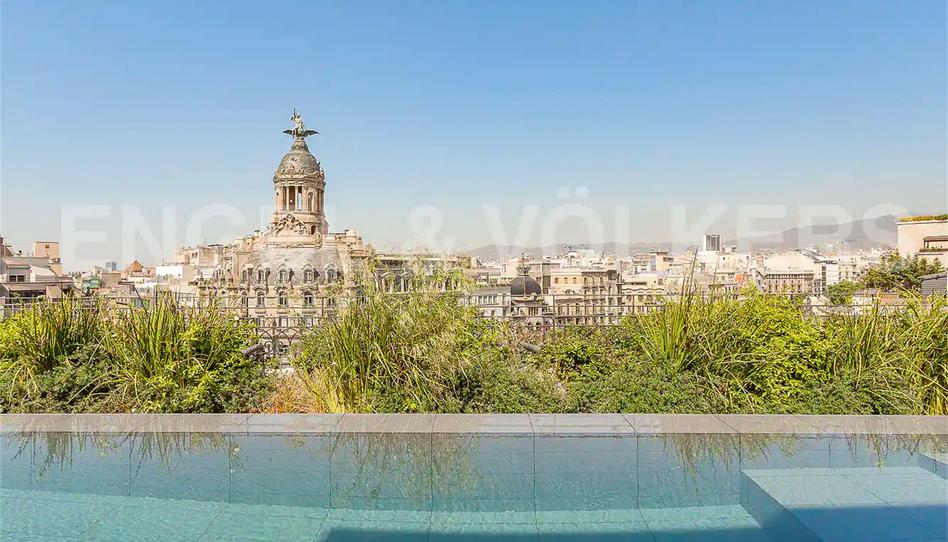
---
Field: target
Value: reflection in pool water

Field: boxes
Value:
[1,431,945,541]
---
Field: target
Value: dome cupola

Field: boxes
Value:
[275,138,323,179]
[269,109,329,236]
[510,259,542,297]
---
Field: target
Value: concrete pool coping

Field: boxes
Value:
[0,414,945,435]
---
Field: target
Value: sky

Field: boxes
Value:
[2,0,946,267]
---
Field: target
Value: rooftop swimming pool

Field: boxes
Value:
[0,414,945,541]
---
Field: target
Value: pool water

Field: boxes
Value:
[1,431,945,541]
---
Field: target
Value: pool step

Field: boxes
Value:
[741,467,948,542]
[919,452,948,480]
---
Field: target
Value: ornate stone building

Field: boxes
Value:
[271,109,329,237]
[184,111,372,325]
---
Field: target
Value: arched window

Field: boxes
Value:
[303,291,313,307]
[256,268,266,284]
[278,268,289,283]
[278,290,288,307]
[256,291,265,307]
[303,268,314,283]
[325,265,337,283]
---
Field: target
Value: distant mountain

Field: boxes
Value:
[460,216,897,261]
[730,215,897,251]
[460,242,672,262]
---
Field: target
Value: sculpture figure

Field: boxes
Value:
[283,108,319,139]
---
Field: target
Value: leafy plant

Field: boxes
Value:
[0,295,270,413]
[109,296,268,412]
[0,298,106,398]
[862,252,944,292]
[291,263,483,412]
[826,280,861,306]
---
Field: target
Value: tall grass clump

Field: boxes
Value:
[555,285,834,414]
[628,283,830,411]
[556,283,946,415]
[0,294,271,413]
[903,295,948,414]
[0,298,106,399]
[824,294,947,415]
[109,295,269,413]
[290,265,479,412]
[823,302,914,413]
[288,261,560,413]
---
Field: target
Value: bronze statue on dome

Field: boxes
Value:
[283,108,319,139]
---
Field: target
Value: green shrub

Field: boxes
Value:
[109,297,269,413]
[441,345,564,413]
[862,253,944,292]
[899,214,948,222]
[567,358,717,413]
[826,280,861,306]
[0,342,115,413]
[536,327,613,379]
[0,296,270,414]
[0,298,106,398]
[903,295,948,414]
[823,295,947,415]
[292,266,495,412]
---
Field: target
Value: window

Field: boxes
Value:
[256,269,266,283]
[304,268,314,283]
[303,292,313,307]
[278,291,288,307]
[278,269,289,283]
[256,292,265,307]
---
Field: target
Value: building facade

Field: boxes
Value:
[182,112,372,329]
[0,239,74,307]
[897,216,948,267]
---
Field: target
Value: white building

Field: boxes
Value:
[897,215,948,267]
[702,234,722,253]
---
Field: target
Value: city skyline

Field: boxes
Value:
[2,1,946,265]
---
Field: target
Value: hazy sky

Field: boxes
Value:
[2,0,946,266]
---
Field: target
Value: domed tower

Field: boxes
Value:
[270,109,328,237]
[510,258,542,297]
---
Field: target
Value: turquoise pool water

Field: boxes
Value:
[1,431,945,541]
